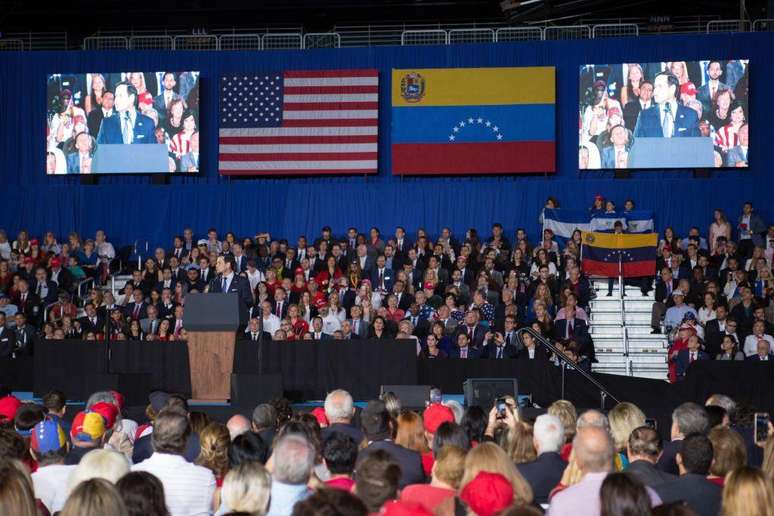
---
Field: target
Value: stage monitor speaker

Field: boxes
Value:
[230,374,283,407]
[463,378,518,409]
[380,385,431,408]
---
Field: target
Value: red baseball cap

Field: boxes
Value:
[423,403,455,434]
[110,390,125,412]
[0,395,22,423]
[89,401,119,430]
[460,472,514,516]
[310,407,328,427]
[380,500,433,516]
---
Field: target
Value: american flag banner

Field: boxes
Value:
[219,69,379,176]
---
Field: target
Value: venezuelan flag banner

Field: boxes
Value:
[581,231,658,278]
[391,67,555,175]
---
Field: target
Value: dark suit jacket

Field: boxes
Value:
[654,279,679,305]
[656,439,681,474]
[654,473,722,516]
[623,99,646,131]
[321,423,365,446]
[449,347,481,359]
[517,452,566,505]
[49,267,74,294]
[455,324,486,350]
[394,292,414,311]
[13,325,36,355]
[634,103,700,138]
[16,293,41,323]
[96,110,156,144]
[704,319,728,357]
[30,279,59,306]
[79,315,106,334]
[124,302,148,321]
[480,342,519,359]
[516,346,551,360]
[86,108,113,138]
[674,349,709,378]
[357,440,425,487]
[625,459,676,488]
[209,274,254,325]
[746,353,774,361]
[0,326,16,358]
[370,268,394,292]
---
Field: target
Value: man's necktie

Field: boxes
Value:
[690,352,696,363]
[506,332,512,346]
[252,332,258,341]
[496,346,503,359]
[133,305,140,319]
[37,284,42,297]
[221,277,227,291]
[122,112,133,144]
[662,103,674,138]
[378,270,384,288]
[276,303,282,318]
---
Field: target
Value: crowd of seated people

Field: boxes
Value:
[1,197,773,379]
[1,385,773,515]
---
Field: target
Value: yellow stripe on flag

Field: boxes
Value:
[391,67,556,107]
[581,231,658,250]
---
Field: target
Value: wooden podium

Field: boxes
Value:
[183,293,240,401]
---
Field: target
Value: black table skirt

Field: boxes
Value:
[109,340,191,396]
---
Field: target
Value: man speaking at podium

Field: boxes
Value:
[208,254,253,326]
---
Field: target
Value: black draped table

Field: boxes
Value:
[24,340,774,413]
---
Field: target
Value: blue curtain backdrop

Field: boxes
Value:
[0,32,769,248]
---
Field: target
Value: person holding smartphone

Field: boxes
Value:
[481,330,518,359]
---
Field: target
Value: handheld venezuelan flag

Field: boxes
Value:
[391,66,555,175]
[581,231,658,278]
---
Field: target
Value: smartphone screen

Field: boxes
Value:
[496,399,506,418]
[755,413,770,443]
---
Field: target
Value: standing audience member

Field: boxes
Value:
[657,402,709,474]
[625,426,676,488]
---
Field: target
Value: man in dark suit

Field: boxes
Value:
[622,81,653,131]
[0,313,16,358]
[517,414,567,505]
[370,255,394,293]
[449,332,480,359]
[241,318,272,342]
[125,289,149,321]
[14,280,41,326]
[79,303,105,335]
[320,389,365,445]
[348,305,369,339]
[86,90,115,136]
[208,255,254,326]
[152,72,182,118]
[48,257,74,294]
[270,288,289,321]
[657,402,709,475]
[651,267,679,333]
[352,244,375,279]
[310,317,332,340]
[704,305,731,356]
[480,331,518,359]
[31,267,59,308]
[96,82,156,145]
[634,72,700,138]
[391,281,414,311]
[13,314,37,356]
[455,310,486,351]
[674,335,709,380]
[626,426,677,488]
[654,435,721,516]
[357,400,424,487]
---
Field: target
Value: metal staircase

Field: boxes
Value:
[588,279,669,380]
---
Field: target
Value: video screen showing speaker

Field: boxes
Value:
[578,60,748,169]
[46,71,200,175]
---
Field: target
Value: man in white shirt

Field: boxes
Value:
[95,230,116,260]
[743,320,774,357]
[260,301,281,336]
[132,408,216,516]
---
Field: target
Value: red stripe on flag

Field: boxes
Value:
[283,102,378,111]
[284,85,379,94]
[284,70,378,78]
[218,135,378,145]
[220,152,377,162]
[282,119,378,127]
[220,168,376,176]
[391,142,555,175]
[582,260,656,278]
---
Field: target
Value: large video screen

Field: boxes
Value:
[46,71,200,174]
[578,60,748,170]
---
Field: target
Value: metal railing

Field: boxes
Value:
[401,29,449,46]
[448,28,495,44]
[516,326,620,409]
[303,32,341,49]
[592,23,639,38]
[706,19,751,33]
[0,16,767,52]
